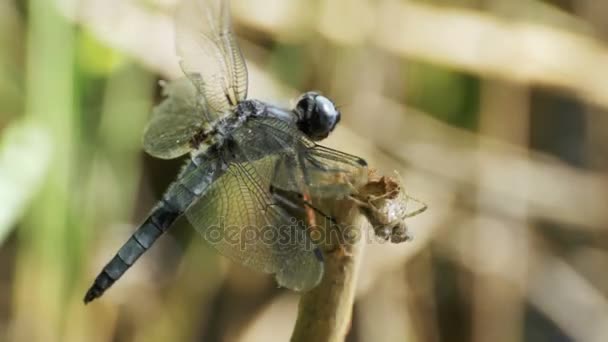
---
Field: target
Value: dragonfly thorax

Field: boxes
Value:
[189,99,265,152]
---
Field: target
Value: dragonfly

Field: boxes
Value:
[84,0,367,304]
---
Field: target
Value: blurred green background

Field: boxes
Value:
[2,0,608,341]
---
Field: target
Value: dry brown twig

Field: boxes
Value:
[290,170,426,342]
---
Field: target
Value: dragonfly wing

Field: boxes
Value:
[236,116,368,198]
[184,155,324,291]
[175,0,248,114]
[294,144,368,198]
[143,78,206,159]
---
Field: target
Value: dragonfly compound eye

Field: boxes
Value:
[295,92,341,141]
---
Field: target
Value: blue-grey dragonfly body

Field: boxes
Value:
[84,0,367,304]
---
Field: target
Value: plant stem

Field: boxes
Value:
[290,172,416,341]
[291,197,368,342]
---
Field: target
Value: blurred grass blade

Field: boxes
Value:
[11,0,75,340]
[0,120,51,245]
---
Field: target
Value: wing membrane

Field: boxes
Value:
[184,156,324,291]
[175,0,248,115]
[143,78,207,159]
[235,116,368,198]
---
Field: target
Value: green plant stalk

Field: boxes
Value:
[11,1,75,340]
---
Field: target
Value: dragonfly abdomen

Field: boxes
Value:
[84,157,220,304]
[83,200,181,304]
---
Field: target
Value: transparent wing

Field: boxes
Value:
[175,0,248,115]
[143,78,207,159]
[235,116,368,198]
[290,144,368,198]
[184,156,324,291]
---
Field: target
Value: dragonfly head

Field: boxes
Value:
[294,92,341,141]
